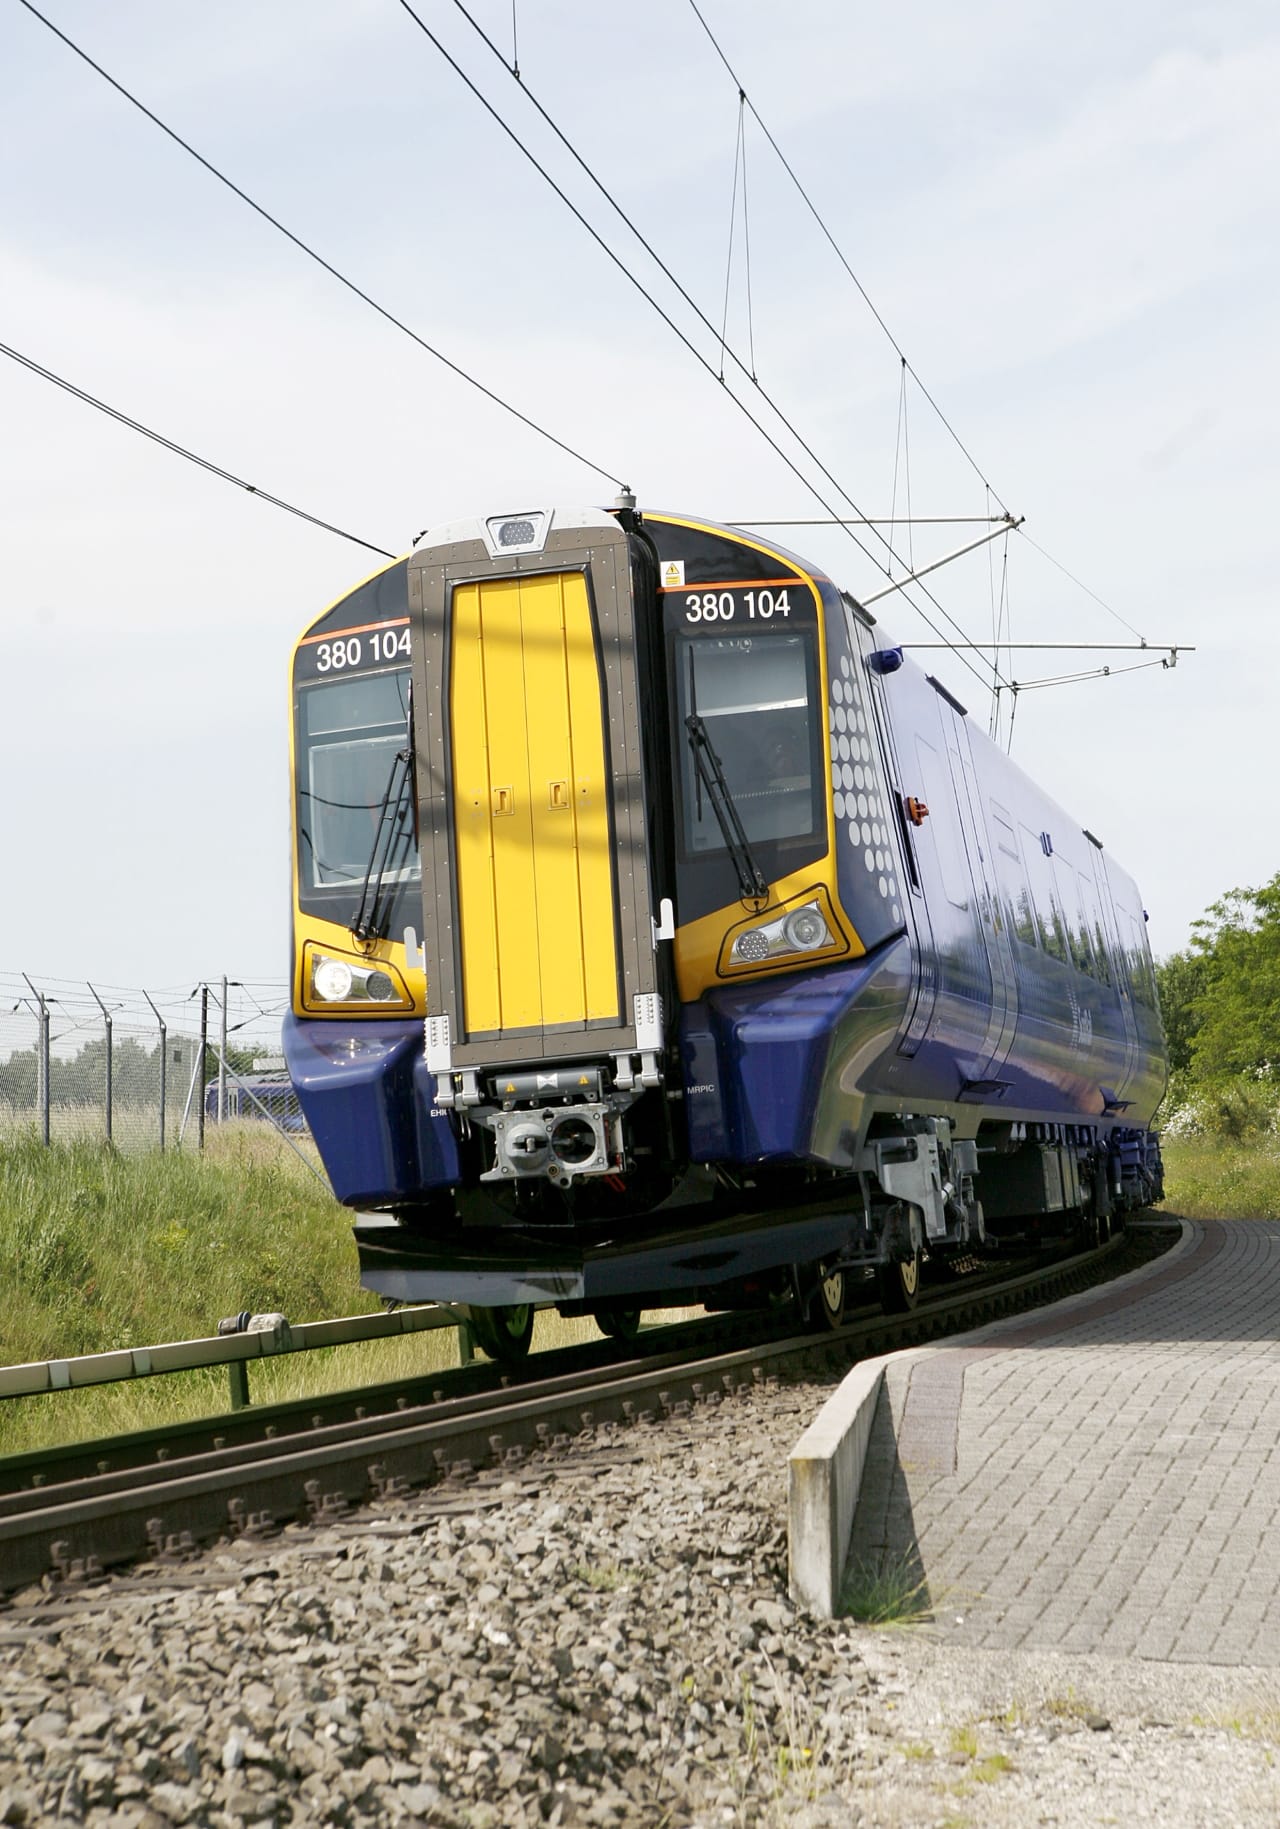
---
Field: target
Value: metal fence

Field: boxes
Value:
[0,973,303,1155]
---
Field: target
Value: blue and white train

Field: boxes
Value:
[283,502,1165,1358]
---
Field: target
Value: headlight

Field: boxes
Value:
[783,908,829,951]
[313,959,354,1001]
[308,950,407,1005]
[732,900,834,965]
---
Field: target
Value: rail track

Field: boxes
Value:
[0,1223,1176,1600]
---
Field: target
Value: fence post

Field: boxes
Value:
[21,975,51,1146]
[87,982,113,1146]
[143,991,166,1152]
[218,975,228,1123]
[198,985,208,1151]
[177,1038,202,1147]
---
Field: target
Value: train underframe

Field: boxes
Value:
[350,1063,1163,1358]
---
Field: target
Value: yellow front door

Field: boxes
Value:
[450,570,619,1036]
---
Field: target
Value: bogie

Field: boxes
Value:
[466,1304,535,1364]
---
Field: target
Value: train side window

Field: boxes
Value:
[1069,874,1098,978]
[914,736,969,909]
[1076,870,1110,984]
[1123,911,1157,1009]
[991,803,1036,946]
[1053,858,1091,975]
[1020,823,1068,963]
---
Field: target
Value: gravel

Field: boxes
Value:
[2,1367,1277,1827]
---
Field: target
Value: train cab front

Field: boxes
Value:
[286,501,924,1321]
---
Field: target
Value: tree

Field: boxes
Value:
[1186,874,1280,1079]
[1154,950,1209,1075]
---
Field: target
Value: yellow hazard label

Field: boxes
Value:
[661,560,685,589]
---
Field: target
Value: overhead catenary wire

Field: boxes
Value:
[728,515,1010,526]
[410,0,903,574]
[685,6,1166,672]
[435,0,995,613]
[1015,527,1148,643]
[14,0,622,490]
[684,0,1010,518]
[22,0,1149,709]
[1010,657,1174,692]
[406,0,1014,698]
[889,359,914,573]
[0,338,395,557]
[900,642,1188,652]
[25,0,1012,698]
[716,91,756,380]
[28,0,969,665]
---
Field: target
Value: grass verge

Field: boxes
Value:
[1160,1135,1280,1220]
[0,1126,608,1459]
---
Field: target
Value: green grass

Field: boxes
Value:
[0,1125,612,1458]
[1161,1134,1280,1220]
[0,1124,362,1366]
[838,1552,934,1625]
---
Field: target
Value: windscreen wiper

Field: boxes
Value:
[684,713,770,903]
[351,686,417,943]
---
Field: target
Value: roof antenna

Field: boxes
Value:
[614,484,636,511]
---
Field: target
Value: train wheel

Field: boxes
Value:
[595,1307,642,1342]
[467,1304,535,1364]
[877,1249,922,1314]
[1079,1202,1112,1249]
[811,1265,847,1331]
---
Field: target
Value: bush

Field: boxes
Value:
[1159,1069,1280,1142]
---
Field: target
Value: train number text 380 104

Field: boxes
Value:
[683,588,793,624]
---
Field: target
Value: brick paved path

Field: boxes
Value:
[851,1221,1280,1664]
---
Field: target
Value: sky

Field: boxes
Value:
[2,0,1276,997]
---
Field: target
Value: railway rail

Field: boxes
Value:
[0,1223,1176,1601]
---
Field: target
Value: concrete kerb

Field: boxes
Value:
[788,1355,888,1618]
[786,1217,1196,1619]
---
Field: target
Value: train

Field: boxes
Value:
[283,500,1166,1360]
[203,1075,306,1132]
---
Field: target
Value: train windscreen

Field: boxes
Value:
[294,666,420,931]
[674,631,823,851]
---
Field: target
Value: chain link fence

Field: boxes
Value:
[0,973,304,1155]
